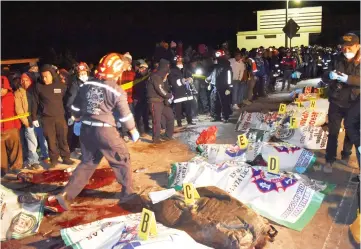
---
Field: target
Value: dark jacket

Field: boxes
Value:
[147,59,172,103]
[322,52,360,108]
[31,65,67,121]
[281,56,297,71]
[71,79,135,130]
[65,77,93,117]
[168,66,193,103]
[133,72,150,102]
[214,58,232,91]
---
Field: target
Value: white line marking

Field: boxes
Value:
[322,169,357,249]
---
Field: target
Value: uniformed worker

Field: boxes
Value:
[54,53,140,210]
[322,33,360,173]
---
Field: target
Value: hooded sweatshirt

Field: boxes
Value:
[31,64,67,121]
[1,76,21,131]
[147,59,172,103]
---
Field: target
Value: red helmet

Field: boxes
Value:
[77,62,90,73]
[174,55,183,62]
[94,53,125,80]
[215,50,225,58]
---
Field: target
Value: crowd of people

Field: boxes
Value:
[1,33,360,182]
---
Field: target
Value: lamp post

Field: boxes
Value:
[285,0,301,48]
[285,0,289,48]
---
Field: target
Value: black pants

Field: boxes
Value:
[63,125,132,200]
[150,102,174,141]
[282,70,293,90]
[67,124,80,153]
[210,88,231,120]
[134,100,150,134]
[42,116,71,163]
[344,99,360,167]
[325,102,353,163]
[175,101,192,124]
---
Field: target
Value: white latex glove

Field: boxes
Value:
[32,120,40,128]
[168,95,174,104]
[225,90,231,96]
[129,128,140,142]
[116,121,122,129]
[207,85,211,91]
[68,116,75,126]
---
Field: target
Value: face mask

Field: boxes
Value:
[79,75,88,82]
[177,64,183,69]
[344,52,356,59]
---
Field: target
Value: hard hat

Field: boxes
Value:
[215,50,225,58]
[77,62,90,73]
[94,53,125,80]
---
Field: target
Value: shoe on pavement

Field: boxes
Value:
[233,104,240,110]
[49,161,59,168]
[223,119,229,123]
[55,192,70,211]
[161,135,175,141]
[153,139,162,144]
[187,121,196,125]
[177,121,182,127]
[211,118,222,122]
[243,100,252,106]
[340,155,350,166]
[323,162,333,174]
[62,158,75,165]
[30,163,42,170]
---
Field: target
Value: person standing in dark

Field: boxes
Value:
[280,48,297,91]
[133,61,151,136]
[322,33,360,173]
[147,59,174,143]
[32,64,74,167]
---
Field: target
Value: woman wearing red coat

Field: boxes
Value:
[1,76,22,175]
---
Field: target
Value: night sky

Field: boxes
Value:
[1,1,360,63]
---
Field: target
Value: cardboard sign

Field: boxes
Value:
[183,183,200,205]
[138,208,157,240]
[278,104,287,114]
[237,134,249,150]
[310,99,316,110]
[268,156,280,174]
[290,117,298,129]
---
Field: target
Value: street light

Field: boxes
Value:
[285,0,301,48]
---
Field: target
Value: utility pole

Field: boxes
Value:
[285,0,289,48]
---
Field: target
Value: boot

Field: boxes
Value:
[55,192,71,211]
[177,120,182,127]
[62,158,75,165]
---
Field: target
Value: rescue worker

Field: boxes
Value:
[322,33,360,173]
[269,48,281,92]
[188,58,209,115]
[32,65,74,167]
[133,60,151,136]
[54,53,140,210]
[168,56,195,127]
[206,50,232,123]
[253,48,268,98]
[280,48,297,91]
[147,59,175,143]
[243,51,258,105]
[65,62,92,154]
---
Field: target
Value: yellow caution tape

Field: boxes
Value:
[192,74,206,80]
[0,112,30,123]
[121,74,150,91]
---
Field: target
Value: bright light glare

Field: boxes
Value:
[294,0,301,3]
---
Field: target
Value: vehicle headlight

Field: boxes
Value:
[275,64,279,68]
[195,69,203,75]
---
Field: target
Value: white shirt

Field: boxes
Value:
[229,58,245,81]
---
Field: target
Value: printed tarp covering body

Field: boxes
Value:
[61,213,212,249]
[168,157,334,231]
[0,185,44,241]
[197,141,317,174]
[235,98,330,150]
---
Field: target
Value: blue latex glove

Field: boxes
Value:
[336,72,348,83]
[329,71,338,80]
[73,122,81,136]
[129,129,140,142]
[289,88,303,98]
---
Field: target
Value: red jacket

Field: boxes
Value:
[1,92,21,132]
[119,70,136,104]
